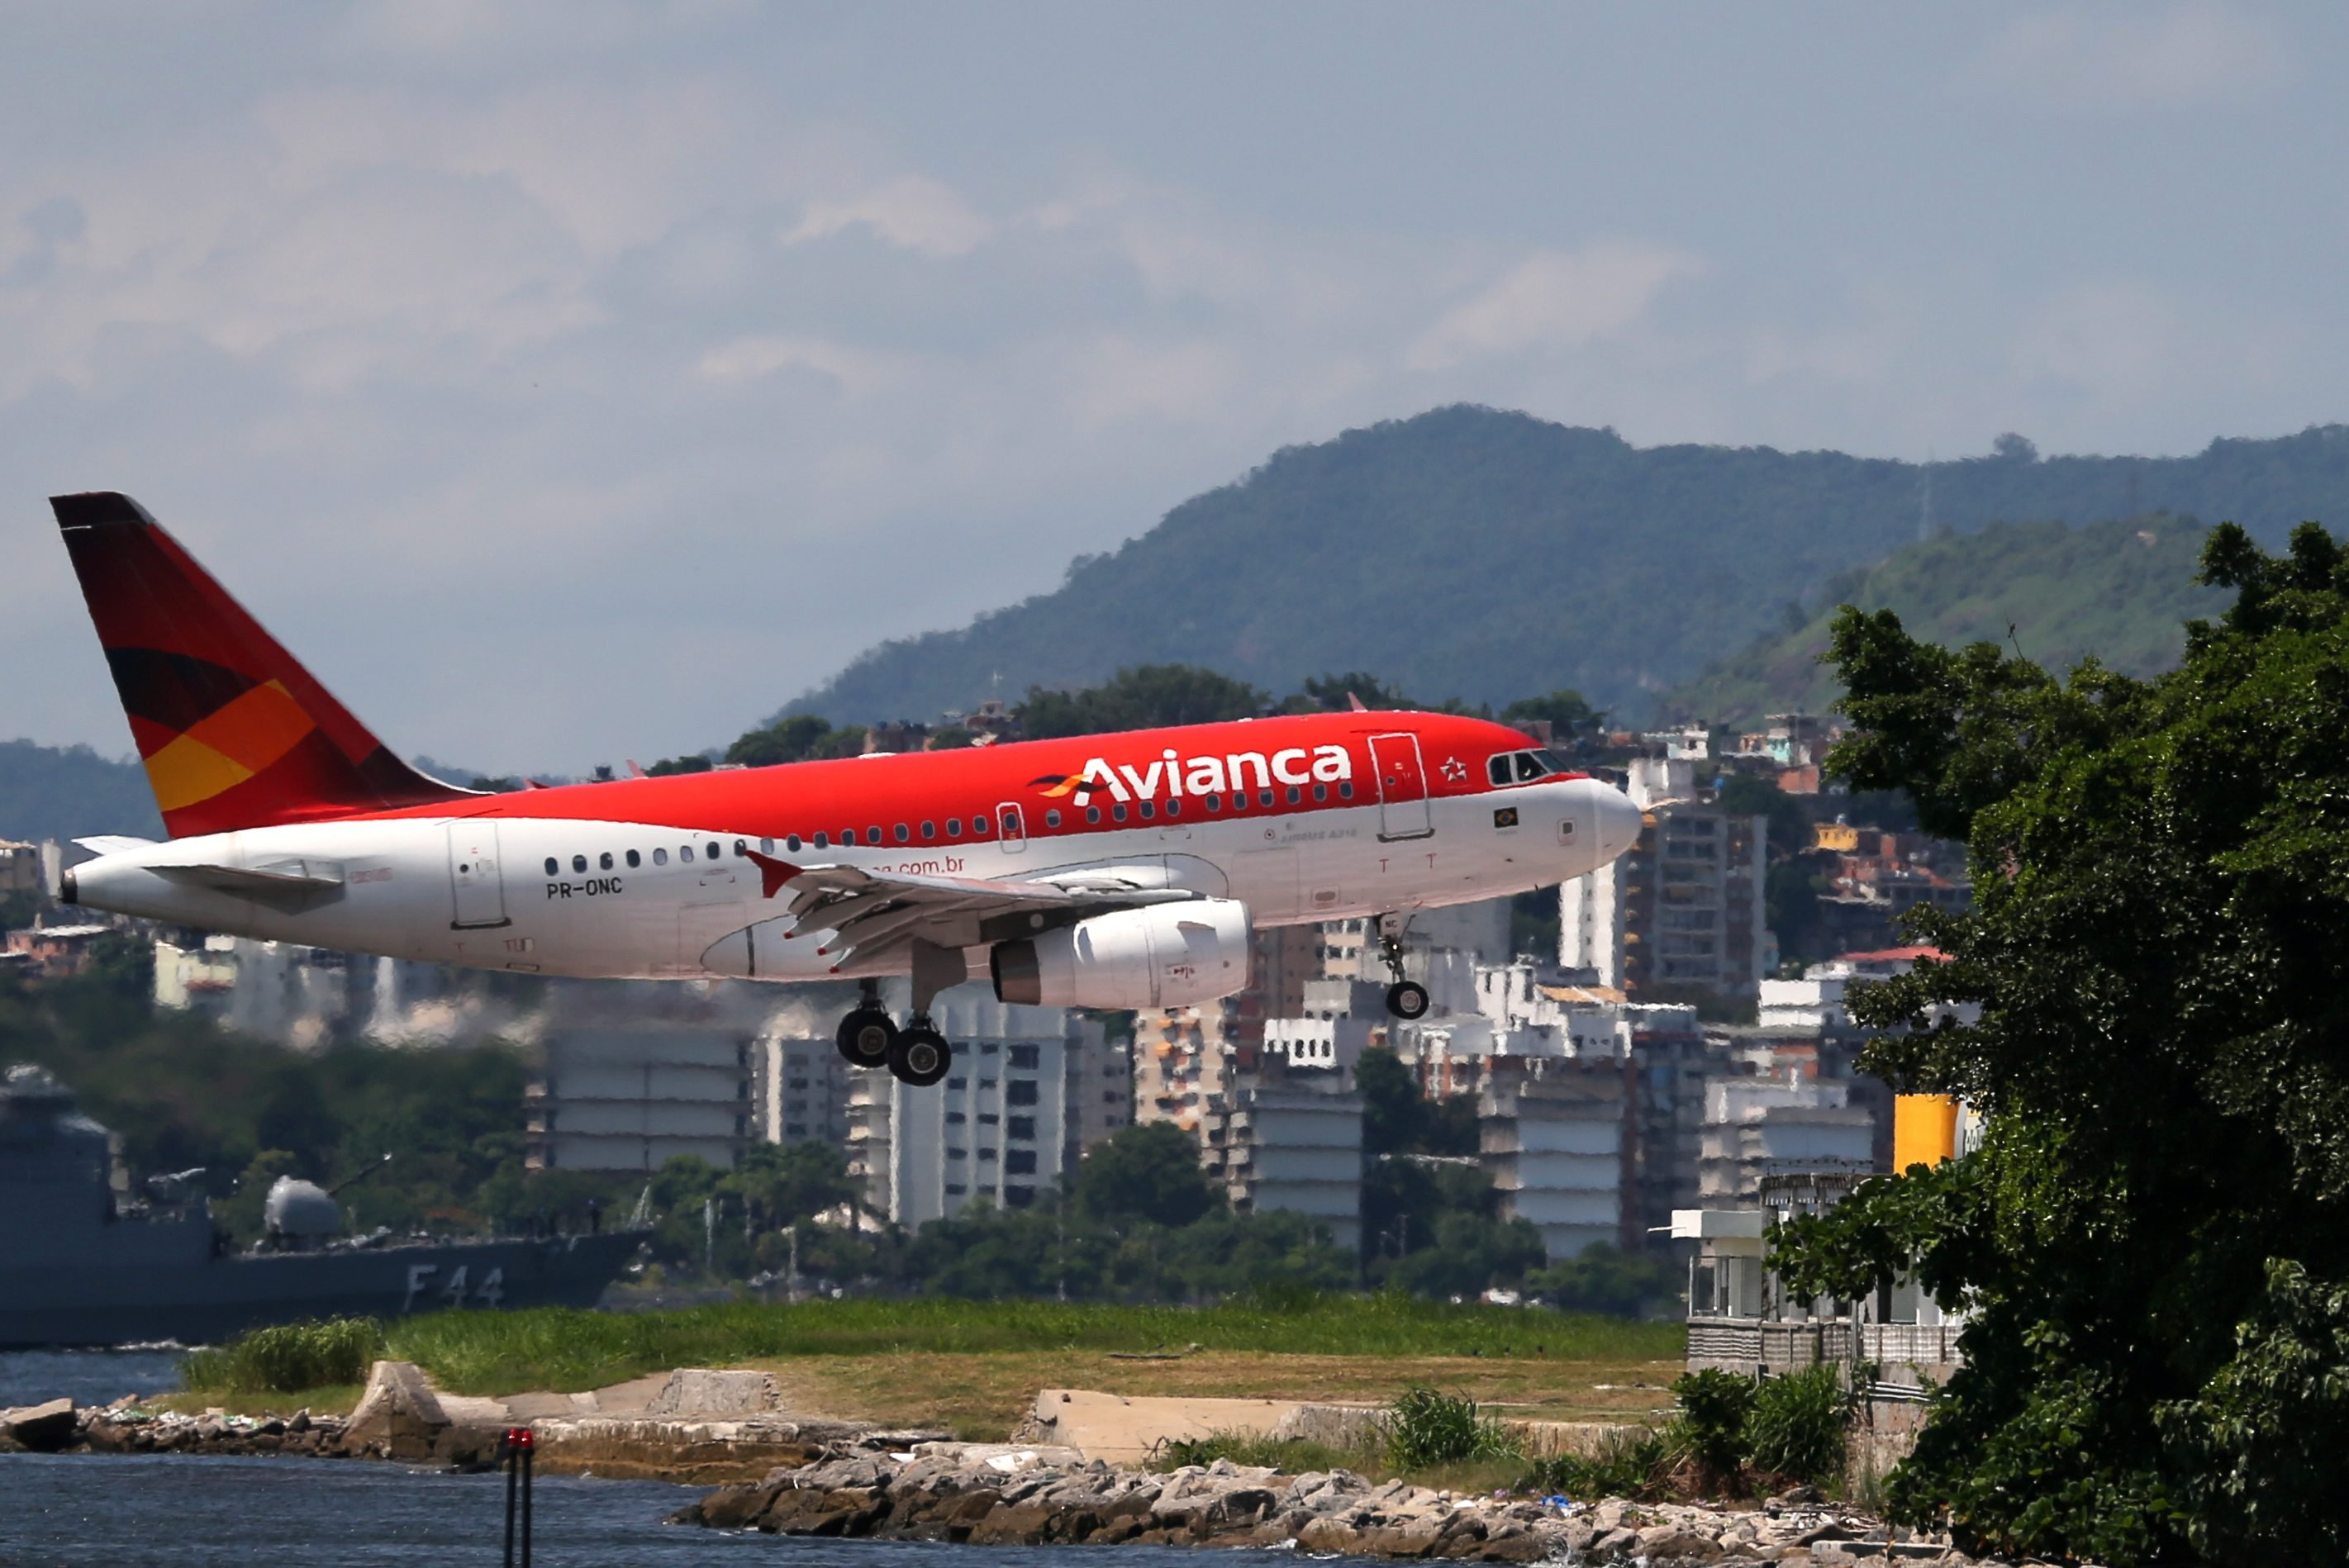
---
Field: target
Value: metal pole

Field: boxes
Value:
[519,1428,535,1568]
[501,1429,518,1568]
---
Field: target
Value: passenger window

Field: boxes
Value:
[895,824,910,843]
[1258,790,1275,808]
[1231,792,1248,810]
[1045,809,1062,828]
[681,845,694,862]
[811,833,826,849]
[921,820,935,839]
[1340,782,1353,800]
[572,854,587,873]
[1113,804,1129,822]
[625,849,640,868]
[707,840,722,859]
[1087,806,1101,824]
[946,817,962,835]
[543,858,558,876]
[1139,801,1156,820]
[1313,784,1327,801]
[653,848,668,866]
[1286,786,1301,805]
[866,827,882,846]
[971,815,991,838]
[1204,795,1220,812]
[760,838,774,853]
[1165,799,1180,818]
[599,852,614,871]
[786,835,802,852]
[1001,808,1020,835]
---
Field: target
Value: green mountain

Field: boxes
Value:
[1663,516,2230,727]
[787,407,2349,729]
[0,740,164,846]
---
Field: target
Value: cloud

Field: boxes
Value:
[1407,243,1704,372]
[785,174,996,257]
[1961,2,2290,109]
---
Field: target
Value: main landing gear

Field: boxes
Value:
[831,962,957,1088]
[1375,913,1431,1021]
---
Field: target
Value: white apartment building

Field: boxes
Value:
[1259,1014,1372,1074]
[1480,1071,1625,1259]
[1757,948,1980,1033]
[750,1018,854,1147]
[845,985,1127,1226]
[1559,758,1768,999]
[1202,1072,1363,1251]
[1697,1077,1875,1205]
[526,1024,752,1171]
[0,839,39,893]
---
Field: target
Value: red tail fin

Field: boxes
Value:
[52,492,472,839]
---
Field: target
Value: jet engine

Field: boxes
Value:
[990,899,1251,1010]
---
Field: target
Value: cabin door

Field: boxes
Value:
[1368,733,1434,842]
[446,822,510,929]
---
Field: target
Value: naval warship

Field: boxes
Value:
[0,1064,642,1349]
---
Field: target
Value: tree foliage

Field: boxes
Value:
[1018,664,1268,739]
[1770,520,2349,1565]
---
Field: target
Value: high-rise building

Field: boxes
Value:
[1479,1068,1626,1258]
[526,1024,753,1171]
[843,984,1128,1225]
[1558,758,1768,999]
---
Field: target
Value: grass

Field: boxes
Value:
[377,1295,1683,1400]
[155,1385,364,1418]
[180,1319,383,1395]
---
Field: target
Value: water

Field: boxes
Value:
[0,1348,183,1410]
[0,1452,1232,1567]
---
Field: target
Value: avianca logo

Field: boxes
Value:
[1032,744,1354,805]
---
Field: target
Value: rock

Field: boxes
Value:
[1296,1517,1364,1554]
[1591,1524,1642,1561]
[645,1368,782,1417]
[1475,1525,1551,1563]
[698,1481,785,1530]
[1638,1522,1727,1561]
[340,1361,450,1461]
[968,1502,1060,1545]
[1,1399,78,1452]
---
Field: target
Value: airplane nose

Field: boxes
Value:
[1584,780,1643,867]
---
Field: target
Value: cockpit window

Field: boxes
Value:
[1491,748,1575,786]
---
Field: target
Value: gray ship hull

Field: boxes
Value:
[0,1229,643,1349]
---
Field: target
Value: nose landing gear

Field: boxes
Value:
[1374,912,1431,1020]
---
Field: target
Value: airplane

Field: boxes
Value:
[49,492,1643,1088]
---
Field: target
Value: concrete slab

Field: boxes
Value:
[1028,1387,1313,1465]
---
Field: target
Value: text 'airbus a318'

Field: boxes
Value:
[50,492,1643,1087]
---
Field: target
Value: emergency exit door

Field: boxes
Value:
[446,822,510,929]
[1368,733,1434,842]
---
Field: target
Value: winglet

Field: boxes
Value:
[1348,691,1369,712]
[744,848,803,899]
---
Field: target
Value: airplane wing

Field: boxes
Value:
[723,849,1197,973]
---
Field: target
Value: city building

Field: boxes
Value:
[6,924,113,981]
[1697,1077,1876,1206]
[526,1024,753,1172]
[0,839,40,893]
[1479,1068,1626,1258]
[153,933,358,1048]
[1259,1014,1372,1074]
[749,1009,854,1147]
[1201,1066,1364,1251]
[844,983,1127,1225]
[1557,758,1769,999]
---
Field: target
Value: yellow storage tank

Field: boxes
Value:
[1894,1094,1961,1171]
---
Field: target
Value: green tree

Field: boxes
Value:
[727,1139,858,1230]
[1287,672,1415,712]
[643,753,712,777]
[725,715,837,767]
[1018,664,1267,739]
[1358,1046,1477,1157]
[1529,1242,1678,1317]
[1770,521,2349,1565]
[1073,1121,1220,1228]
[1499,688,1603,742]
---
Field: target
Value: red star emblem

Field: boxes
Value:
[1438,757,1467,782]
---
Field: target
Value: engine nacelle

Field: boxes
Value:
[991,899,1252,1010]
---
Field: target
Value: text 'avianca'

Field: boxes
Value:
[1034,745,1356,805]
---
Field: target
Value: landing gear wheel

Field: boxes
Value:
[1385,981,1431,1021]
[835,1008,897,1068]
[888,1026,952,1087]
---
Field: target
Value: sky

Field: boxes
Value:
[6,1,2347,774]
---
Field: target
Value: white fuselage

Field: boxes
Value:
[69,776,1634,984]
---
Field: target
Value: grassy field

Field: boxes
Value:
[379,1295,1682,1401]
[174,1296,1686,1441]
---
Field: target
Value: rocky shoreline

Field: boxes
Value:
[2,1397,354,1459]
[677,1442,1999,1566]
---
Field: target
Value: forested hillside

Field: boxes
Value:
[787,409,2349,729]
[1665,515,2231,726]
[0,739,163,844]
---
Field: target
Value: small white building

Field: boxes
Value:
[1259,1014,1372,1075]
[526,1024,752,1172]
[1758,948,1980,1033]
